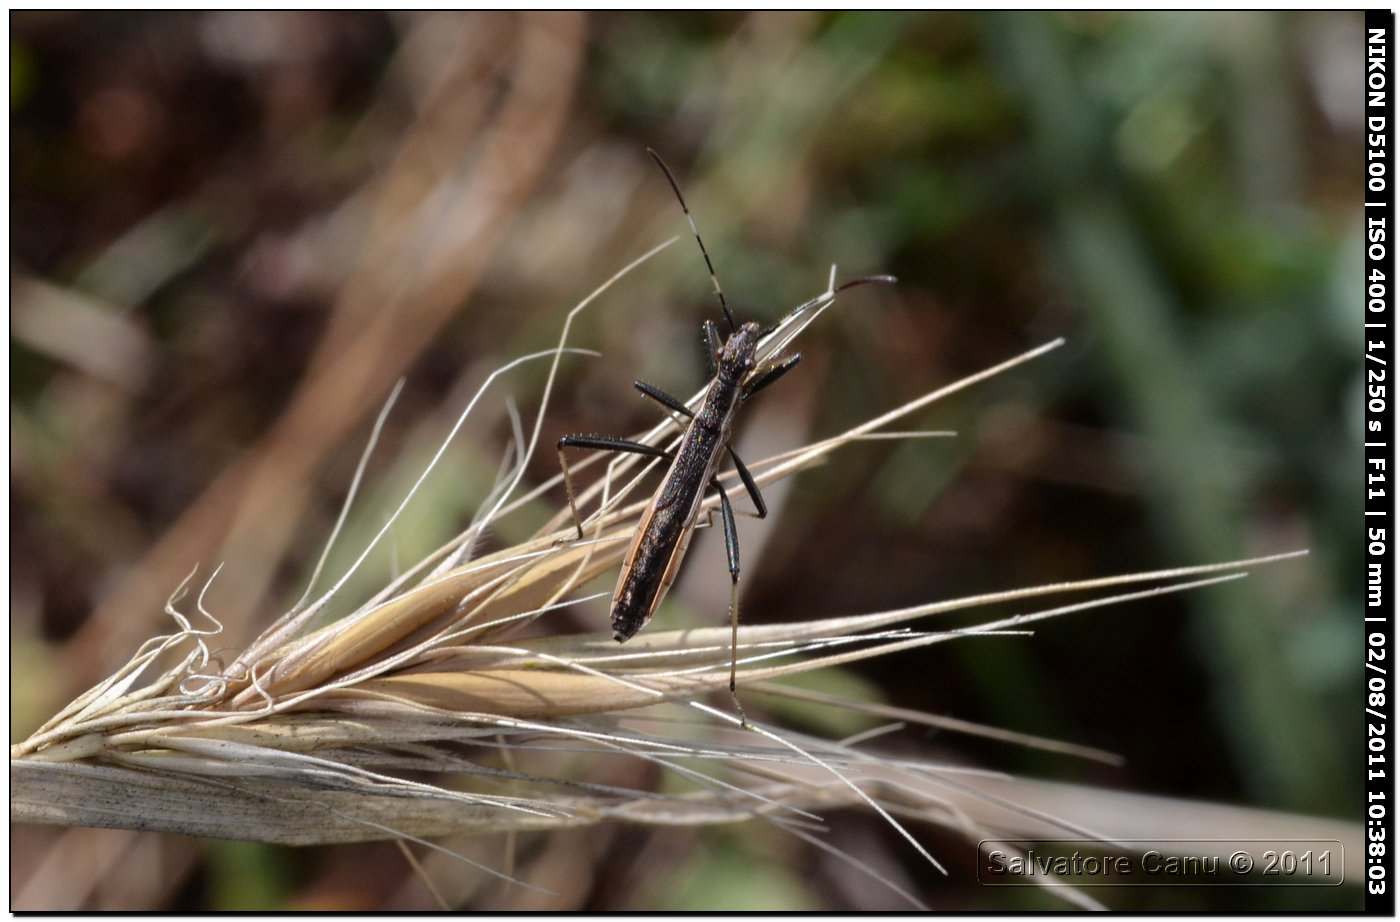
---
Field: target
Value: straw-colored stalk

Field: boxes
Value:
[11,246,1325,908]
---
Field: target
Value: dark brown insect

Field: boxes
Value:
[558,149,893,721]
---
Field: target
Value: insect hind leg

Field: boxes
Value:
[556,435,672,539]
[709,476,748,727]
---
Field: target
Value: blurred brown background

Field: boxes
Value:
[11,11,1362,910]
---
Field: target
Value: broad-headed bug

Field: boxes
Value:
[558,149,893,722]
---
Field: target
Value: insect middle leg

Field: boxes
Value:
[635,380,767,520]
[634,379,694,423]
[556,435,672,539]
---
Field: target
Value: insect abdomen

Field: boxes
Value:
[611,490,698,640]
[610,424,724,640]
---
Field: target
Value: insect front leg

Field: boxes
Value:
[702,319,724,377]
[556,435,672,540]
[741,352,801,402]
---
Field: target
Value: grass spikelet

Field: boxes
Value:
[11,251,1320,909]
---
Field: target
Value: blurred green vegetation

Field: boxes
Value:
[11,10,1362,910]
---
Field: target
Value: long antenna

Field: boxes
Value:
[647,148,736,331]
[757,273,898,346]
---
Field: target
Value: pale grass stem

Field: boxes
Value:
[11,248,1317,908]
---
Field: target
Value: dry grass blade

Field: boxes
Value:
[11,259,1316,908]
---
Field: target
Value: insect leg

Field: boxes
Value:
[556,435,672,539]
[634,380,695,420]
[741,353,801,402]
[703,319,723,377]
[725,448,767,519]
[710,475,747,726]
